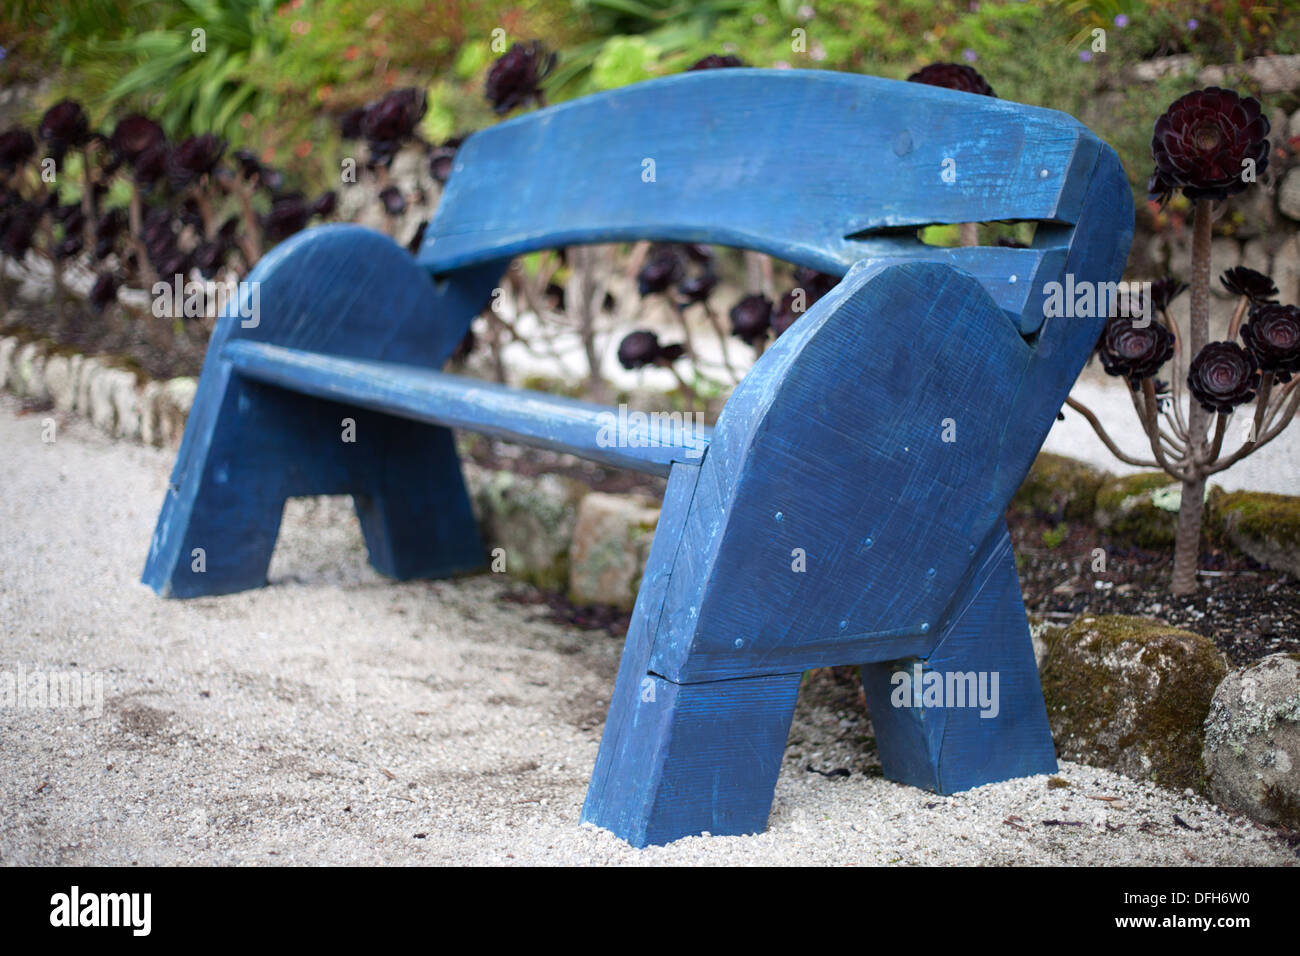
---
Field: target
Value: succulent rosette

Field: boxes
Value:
[167,134,225,188]
[1150,276,1188,312]
[264,194,311,242]
[0,128,36,172]
[38,100,90,163]
[109,115,165,165]
[88,272,120,312]
[1151,87,1269,202]
[1097,314,1175,387]
[687,54,746,70]
[675,271,717,306]
[906,63,995,97]
[1187,342,1260,413]
[1240,304,1300,381]
[1219,266,1278,304]
[485,41,556,115]
[636,246,683,296]
[361,88,426,144]
[428,137,463,185]
[617,330,683,370]
[729,293,773,345]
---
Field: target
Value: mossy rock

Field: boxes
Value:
[1210,490,1300,580]
[1093,472,1182,549]
[1203,654,1300,829]
[568,492,660,611]
[1041,614,1227,794]
[470,469,586,591]
[1013,452,1108,522]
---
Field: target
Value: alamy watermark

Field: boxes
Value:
[890,663,1000,719]
[1042,275,1153,327]
[595,404,707,459]
[0,664,104,718]
[152,274,260,328]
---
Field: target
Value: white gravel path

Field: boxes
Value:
[1,394,1294,866]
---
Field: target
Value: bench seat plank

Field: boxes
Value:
[221,340,710,477]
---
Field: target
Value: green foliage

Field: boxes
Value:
[54,0,289,142]
[1041,522,1070,550]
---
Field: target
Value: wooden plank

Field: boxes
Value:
[144,226,490,597]
[650,258,1033,682]
[419,69,1098,333]
[222,340,712,477]
[860,523,1057,792]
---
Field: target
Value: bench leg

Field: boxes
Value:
[143,376,483,597]
[583,652,801,847]
[859,526,1057,793]
[351,414,483,581]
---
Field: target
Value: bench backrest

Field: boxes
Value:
[413,69,1134,679]
[417,68,1125,337]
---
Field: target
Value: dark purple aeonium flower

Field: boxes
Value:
[1220,266,1278,304]
[132,142,169,189]
[428,137,463,185]
[0,200,42,259]
[617,330,684,370]
[772,290,803,337]
[0,128,36,172]
[637,246,683,296]
[88,272,120,312]
[1147,167,1176,210]
[38,100,90,161]
[362,87,426,144]
[675,271,717,306]
[687,54,746,70]
[230,148,262,180]
[96,207,127,243]
[1150,276,1188,312]
[1098,314,1175,389]
[793,266,838,303]
[109,114,165,165]
[167,134,225,188]
[1240,304,1300,382]
[339,106,366,141]
[55,234,83,259]
[1152,87,1270,202]
[906,63,996,97]
[264,194,311,243]
[730,293,773,345]
[1187,342,1260,413]
[193,239,231,279]
[485,41,556,115]
[378,185,406,216]
[312,190,337,218]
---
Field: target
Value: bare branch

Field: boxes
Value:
[1065,396,1160,469]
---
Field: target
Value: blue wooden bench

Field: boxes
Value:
[142,69,1133,847]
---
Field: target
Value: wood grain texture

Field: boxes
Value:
[142,226,490,596]
[860,524,1057,793]
[419,69,1099,334]
[650,259,1033,682]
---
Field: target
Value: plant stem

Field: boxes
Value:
[1227,294,1249,340]
[1170,199,1213,595]
[1065,396,1159,468]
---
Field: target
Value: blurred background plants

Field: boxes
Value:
[4,0,1297,199]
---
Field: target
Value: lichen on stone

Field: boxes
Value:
[1041,614,1227,794]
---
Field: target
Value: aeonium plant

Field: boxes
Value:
[1070,87,1299,595]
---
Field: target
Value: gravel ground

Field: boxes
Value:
[1,394,1295,866]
